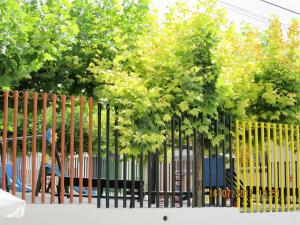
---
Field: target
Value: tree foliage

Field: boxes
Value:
[217,16,300,124]
[89,0,225,154]
[0,0,78,89]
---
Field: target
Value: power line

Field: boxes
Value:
[260,0,300,16]
[219,1,290,30]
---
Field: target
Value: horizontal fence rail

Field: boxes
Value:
[1,90,300,212]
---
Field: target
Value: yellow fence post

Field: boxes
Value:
[297,125,300,211]
[279,124,284,212]
[267,123,272,212]
[261,123,266,212]
[236,120,240,209]
[285,124,290,212]
[290,126,296,211]
[273,123,278,212]
[242,121,247,212]
[255,122,260,212]
[249,121,253,212]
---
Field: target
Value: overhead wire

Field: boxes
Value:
[218,0,290,30]
[260,0,300,16]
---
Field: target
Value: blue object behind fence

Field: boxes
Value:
[204,157,225,187]
[0,164,31,192]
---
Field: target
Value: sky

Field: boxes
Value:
[150,0,300,31]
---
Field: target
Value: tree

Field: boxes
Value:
[249,18,300,124]
[218,17,300,124]
[16,0,151,96]
[0,0,78,89]
[90,0,226,206]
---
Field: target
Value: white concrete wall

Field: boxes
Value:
[1,205,300,225]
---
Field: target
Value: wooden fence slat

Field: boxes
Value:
[22,91,28,200]
[12,91,19,196]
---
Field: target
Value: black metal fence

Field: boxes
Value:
[96,103,235,208]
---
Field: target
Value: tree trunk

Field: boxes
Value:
[194,132,203,207]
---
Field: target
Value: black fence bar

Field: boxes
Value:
[178,116,183,207]
[222,114,226,207]
[186,135,191,207]
[97,103,102,208]
[209,141,213,206]
[139,152,144,208]
[123,154,127,208]
[171,117,176,207]
[193,120,198,207]
[114,111,119,208]
[106,105,110,208]
[215,119,219,207]
[201,131,205,207]
[148,151,152,208]
[164,131,168,207]
[228,115,234,207]
[131,155,135,208]
[155,150,159,208]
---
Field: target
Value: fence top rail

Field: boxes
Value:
[236,120,300,129]
[0,90,96,102]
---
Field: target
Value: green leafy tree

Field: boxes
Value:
[90,0,225,206]
[0,0,78,89]
[249,18,300,123]
[16,0,151,96]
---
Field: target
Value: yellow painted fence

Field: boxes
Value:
[235,121,300,212]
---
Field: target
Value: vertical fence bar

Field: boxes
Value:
[209,140,212,206]
[88,97,93,204]
[285,124,290,212]
[222,114,226,207]
[248,121,253,212]
[106,105,110,208]
[41,93,47,203]
[187,135,191,207]
[70,96,75,203]
[297,125,300,211]
[131,155,136,208]
[201,131,204,207]
[148,151,152,208]
[229,116,233,207]
[114,109,119,208]
[273,123,278,212]
[123,154,127,208]
[12,91,18,196]
[261,122,266,212]
[193,117,200,207]
[178,116,183,207]
[164,131,168,207]
[235,120,240,209]
[155,150,159,208]
[60,95,66,204]
[242,121,247,212]
[291,125,296,211]
[172,117,175,207]
[267,123,272,212]
[215,119,219,207]
[79,96,84,204]
[31,92,38,203]
[97,103,102,208]
[50,94,57,204]
[22,91,28,200]
[279,124,284,211]
[139,151,144,208]
[1,91,8,191]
